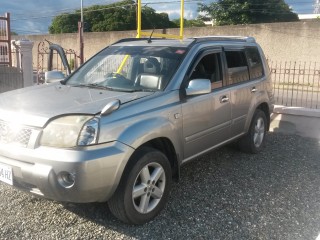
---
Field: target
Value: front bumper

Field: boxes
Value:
[0,141,134,203]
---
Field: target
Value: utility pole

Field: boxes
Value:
[79,0,84,65]
[315,0,320,14]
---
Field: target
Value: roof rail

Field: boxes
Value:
[191,36,256,43]
[113,38,151,44]
[112,38,169,45]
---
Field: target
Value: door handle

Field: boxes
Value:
[220,96,229,103]
[251,87,257,93]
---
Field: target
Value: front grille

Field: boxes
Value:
[0,121,32,147]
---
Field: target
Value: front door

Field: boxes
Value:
[182,51,232,160]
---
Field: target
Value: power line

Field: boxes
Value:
[9,0,314,21]
[11,1,203,22]
[11,3,136,21]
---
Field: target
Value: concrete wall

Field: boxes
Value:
[14,20,320,68]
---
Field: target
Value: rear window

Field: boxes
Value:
[245,47,264,79]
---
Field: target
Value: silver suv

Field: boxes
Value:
[0,36,273,224]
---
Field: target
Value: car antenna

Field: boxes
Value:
[147,27,155,43]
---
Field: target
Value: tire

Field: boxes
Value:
[108,147,172,225]
[239,109,267,154]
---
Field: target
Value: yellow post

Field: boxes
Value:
[116,55,130,74]
[137,0,142,38]
[136,0,183,40]
[180,0,184,39]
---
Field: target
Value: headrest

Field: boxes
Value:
[144,57,160,74]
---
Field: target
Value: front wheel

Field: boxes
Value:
[239,109,267,154]
[108,147,172,225]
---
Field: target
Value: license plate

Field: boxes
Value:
[0,163,13,185]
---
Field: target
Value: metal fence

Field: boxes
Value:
[0,65,23,93]
[269,61,320,109]
[0,13,12,66]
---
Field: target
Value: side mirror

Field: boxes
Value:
[45,70,65,83]
[186,79,211,96]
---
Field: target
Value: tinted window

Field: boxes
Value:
[225,50,250,85]
[225,51,247,68]
[246,47,264,79]
[190,53,223,90]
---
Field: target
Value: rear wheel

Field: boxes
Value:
[239,109,267,154]
[108,147,172,225]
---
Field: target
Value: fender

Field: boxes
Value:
[117,116,183,160]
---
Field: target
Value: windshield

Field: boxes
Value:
[66,45,187,92]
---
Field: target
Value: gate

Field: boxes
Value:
[0,12,23,93]
[0,13,12,66]
[37,40,79,84]
[269,61,320,109]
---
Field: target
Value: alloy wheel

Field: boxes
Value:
[132,162,166,214]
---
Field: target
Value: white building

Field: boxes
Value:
[298,14,320,20]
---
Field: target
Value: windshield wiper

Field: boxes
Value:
[69,83,157,93]
[71,83,146,93]
[70,83,114,90]
[131,88,157,92]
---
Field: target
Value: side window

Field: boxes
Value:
[246,47,264,79]
[190,52,223,90]
[225,50,250,85]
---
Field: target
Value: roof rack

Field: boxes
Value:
[191,36,256,43]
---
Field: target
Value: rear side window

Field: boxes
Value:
[225,50,249,85]
[245,47,264,79]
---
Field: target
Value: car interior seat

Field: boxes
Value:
[135,57,164,90]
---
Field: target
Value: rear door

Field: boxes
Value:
[223,47,265,136]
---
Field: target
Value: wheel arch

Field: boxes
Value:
[256,102,270,131]
[123,137,180,182]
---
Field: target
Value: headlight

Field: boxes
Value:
[78,117,99,146]
[40,115,99,148]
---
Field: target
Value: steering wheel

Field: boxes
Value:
[105,72,124,79]
[105,72,133,88]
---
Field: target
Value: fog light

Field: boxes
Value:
[57,171,75,188]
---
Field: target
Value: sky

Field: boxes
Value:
[0,0,316,35]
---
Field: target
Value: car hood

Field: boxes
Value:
[0,83,153,127]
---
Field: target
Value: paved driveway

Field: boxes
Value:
[1,133,320,240]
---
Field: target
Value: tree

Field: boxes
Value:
[49,0,176,34]
[198,0,299,26]
[49,13,79,33]
[141,6,176,29]
[172,18,206,28]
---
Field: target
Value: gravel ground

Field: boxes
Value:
[1,132,320,240]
